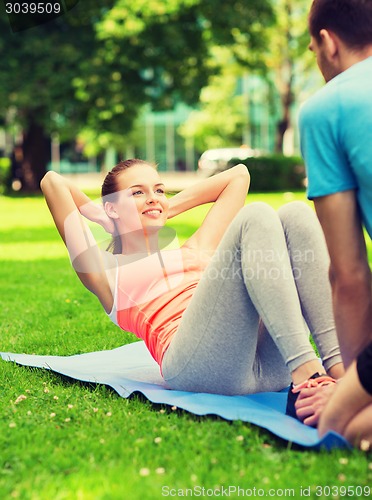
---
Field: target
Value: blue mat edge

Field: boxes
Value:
[0,346,350,451]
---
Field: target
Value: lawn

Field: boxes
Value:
[0,191,371,500]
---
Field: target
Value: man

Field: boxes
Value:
[296,0,372,447]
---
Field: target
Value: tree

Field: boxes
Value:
[0,0,273,191]
[179,0,322,156]
[262,0,316,153]
[0,1,114,190]
[178,47,247,151]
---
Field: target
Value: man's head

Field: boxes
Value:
[309,0,372,48]
[309,0,372,81]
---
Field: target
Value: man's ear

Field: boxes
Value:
[104,201,119,219]
[319,29,339,58]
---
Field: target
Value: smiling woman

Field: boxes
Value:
[39,157,344,429]
[101,159,169,253]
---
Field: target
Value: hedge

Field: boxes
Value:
[227,154,306,192]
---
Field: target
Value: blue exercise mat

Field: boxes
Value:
[0,341,349,450]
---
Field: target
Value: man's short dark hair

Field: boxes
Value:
[309,0,372,48]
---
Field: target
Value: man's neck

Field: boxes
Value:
[340,44,372,72]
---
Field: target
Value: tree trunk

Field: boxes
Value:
[20,118,50,192]
[274,0,294,154]
[275,81,293,153]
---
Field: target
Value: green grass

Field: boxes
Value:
[0,191,371,500]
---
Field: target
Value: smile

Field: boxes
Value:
[142,209,162,216]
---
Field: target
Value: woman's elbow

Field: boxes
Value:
[232,163,249,177]
[40,170,59,192]
[236,163,250,191]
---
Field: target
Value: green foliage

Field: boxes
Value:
[258,0,324,152]
[0,0,275,187]
[0,0,274,137]
[178,47,247,151]
[179,0,324,155]
[228,154,306,192]
[0,157,11,194]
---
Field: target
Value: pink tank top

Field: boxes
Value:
[108,247,205,366]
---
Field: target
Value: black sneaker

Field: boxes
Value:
[285,372,336,420]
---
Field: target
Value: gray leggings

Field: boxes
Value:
[162,201,342,395]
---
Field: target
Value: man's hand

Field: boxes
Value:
[294,383,337,427]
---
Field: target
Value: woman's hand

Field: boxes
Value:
[100,213,116,235]
[79,201,116,235]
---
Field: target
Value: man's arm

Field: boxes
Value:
[318,360,372,443]
[314,190,372,367]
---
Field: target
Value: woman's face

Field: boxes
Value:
[106,164,169,234]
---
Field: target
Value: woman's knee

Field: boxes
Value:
[243,201,276,215]
[278,201,313,220]
[237,202,279,232]
[277,201,319,231]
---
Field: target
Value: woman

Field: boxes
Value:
[41,159,344,424]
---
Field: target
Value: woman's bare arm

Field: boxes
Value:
[168,164,250,252]
[40,171,115,312]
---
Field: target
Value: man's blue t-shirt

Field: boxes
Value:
[299,57,372,238]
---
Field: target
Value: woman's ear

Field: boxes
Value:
[104,201,119,219]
